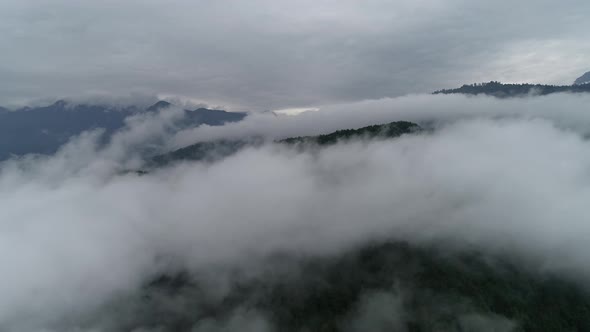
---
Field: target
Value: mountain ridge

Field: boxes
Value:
[149,121,421,168]
[0,100,247,160]
[434,81,590,97]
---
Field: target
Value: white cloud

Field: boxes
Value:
[3,94,590,330]
[170,93,590,148]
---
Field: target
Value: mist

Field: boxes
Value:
[3,94,590,330]
[171,92,590,148]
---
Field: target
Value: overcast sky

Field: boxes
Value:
[1,0,589,110]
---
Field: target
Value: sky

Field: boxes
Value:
[1,0,590,110]
[4,2,590,330]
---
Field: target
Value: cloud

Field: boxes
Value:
[169,92,590,148]
[1,0,589,109]
[3,92,590,330]
[346,290,516,332]
[191,310,273,332]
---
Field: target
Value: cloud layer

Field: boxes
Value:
[1,0,590,109]
[3,94,590,330]
[170,92,590,148]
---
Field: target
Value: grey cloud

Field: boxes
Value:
[169,93,590,148]
[1,0,589,109]
[346,290,516,332]
[4,95,590,329]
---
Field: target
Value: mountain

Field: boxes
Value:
[146,100,173,112]
[146,100,246,125]
[104,241,590,331]
[35,117,590,330]
[574,71,590,85]
[150,139,257,167]
[149,121,421,168]
[185,108,247,126]
[280,121,420,146]
[0,100,247,160]
[434,81,590,97]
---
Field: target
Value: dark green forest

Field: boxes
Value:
[149,121,421,168]
[279,121,420,146]
[87,241,590,331]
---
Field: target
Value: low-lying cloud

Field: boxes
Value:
[172,92,590,147]
[3,94,590,330]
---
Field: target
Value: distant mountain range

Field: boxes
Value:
[5,72,590,160]
[435,71,590,97]
[434,81,590,97]
[0,100,247,160]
